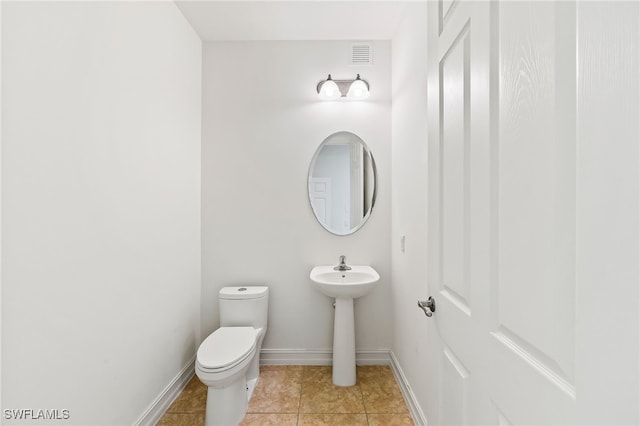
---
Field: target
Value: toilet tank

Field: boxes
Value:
[219,286,269,330]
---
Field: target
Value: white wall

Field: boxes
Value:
[390,3,431,423]
[202,41,392,355]
[1,2,201,425]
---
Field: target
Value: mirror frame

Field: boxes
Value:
[307,131,377,236]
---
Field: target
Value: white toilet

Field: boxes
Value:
[195,286,269,426]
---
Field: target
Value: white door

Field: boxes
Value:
[426,1,638,425]
[309,177,332,227]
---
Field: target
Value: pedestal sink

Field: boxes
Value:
[310,265,380,386]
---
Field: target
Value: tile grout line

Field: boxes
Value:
[296,365,306,426]
[356,367,371,426]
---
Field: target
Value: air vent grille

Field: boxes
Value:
[351,44,372,65]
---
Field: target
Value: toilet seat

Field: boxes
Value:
[197,327,256,372]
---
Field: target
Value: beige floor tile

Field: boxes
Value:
[155,412,204,426]
[358,366,409,414]
[166,376,207,413]
[367,413,416,426]
[361,383,408,414]
[158,365,415,424]
[299,366,365,414]
[357,365,396,385]
[302,366,334,385]
[239,413,298,426]
[247,365,303,413]
[298,413,368,426]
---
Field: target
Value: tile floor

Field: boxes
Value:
[157,365,415,426]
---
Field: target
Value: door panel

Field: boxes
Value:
[441,346,470,426]
[496,1,576,390]
[574,3,639,423]
[440,23,470,313]
[425,1,640,425]
[489,3,578,423]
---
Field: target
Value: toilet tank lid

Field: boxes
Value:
[220,286,268,300]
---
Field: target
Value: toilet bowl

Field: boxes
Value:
[195,286,269,426]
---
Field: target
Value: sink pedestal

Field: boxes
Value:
[309,265,380,387]
[332,298,356,386]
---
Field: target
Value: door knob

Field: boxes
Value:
[418,296,436,317]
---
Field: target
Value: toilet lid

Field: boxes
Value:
[197,327,256,370]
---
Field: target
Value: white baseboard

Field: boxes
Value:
[134,357,195,426]
[389,351,428,426]
[260,348,333,365]
[355,349,393,365]
[259,348,391,365]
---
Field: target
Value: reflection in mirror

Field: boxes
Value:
[308,131,377,236]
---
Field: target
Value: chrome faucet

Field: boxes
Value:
[333,255,352,271]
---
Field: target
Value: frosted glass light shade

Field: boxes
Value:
[318,75,341,100]
[347,75,369,99]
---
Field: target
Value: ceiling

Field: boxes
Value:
[175,1,410,41]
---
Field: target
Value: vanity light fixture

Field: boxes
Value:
[317,74,370,100]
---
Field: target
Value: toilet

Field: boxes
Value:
[195,286,269,426]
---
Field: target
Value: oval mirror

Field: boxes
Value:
[308,131,377,235]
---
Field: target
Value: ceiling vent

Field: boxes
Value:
[351,44,372,66]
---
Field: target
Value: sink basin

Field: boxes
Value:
[310,265,380,299]
[309,264,380,386]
